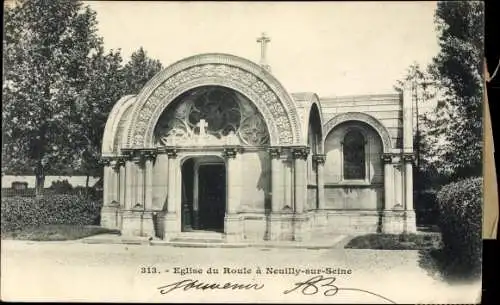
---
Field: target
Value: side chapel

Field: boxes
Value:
[100,34,416,242]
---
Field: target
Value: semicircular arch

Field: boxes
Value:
[324,112,393,152]
[124,53,302,148]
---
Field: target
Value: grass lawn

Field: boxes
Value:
[1,225,120,241]
[345,232,442,250]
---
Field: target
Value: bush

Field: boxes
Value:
[49,179,73,192]
[436,177,482,279]
[1,194,103,233]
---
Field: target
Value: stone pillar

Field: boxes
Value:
[142,151,156,237]
[118,158,126,207]
[293,147,308,214]
[124,159,135,209]
[403,153,417,233]
[164,149,178,239]
[313,154,326,209]
[402,82,414,154]
[223,146,243,242]
[292,147,309,242]
[382,153,394,210]
[270,147,283,212]
[166,150,178,214]
[101,158,121,229]
[144,152,155,211]
[102,159,113,205]
[133,155,145,209]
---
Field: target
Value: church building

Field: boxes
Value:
[100,35,416,242]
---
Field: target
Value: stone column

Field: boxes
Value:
[124,159,135,210]
[118,158,126,207]
[101,158,120,229]
[313,154,326,210]
[269,147,282,212]
[292,147,309,242]
[144,151,155,211]
[166,150,178,214]
[102,159,112,205]
[403,154,414,211]
[133,155,145,209]
[382,153,394,210]
[164,149,178,239]
[293,147,308,214]
[403,153,416,233]
[223,146,243,242]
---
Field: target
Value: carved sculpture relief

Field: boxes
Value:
[128,63,297,147]
[154,86,270,146]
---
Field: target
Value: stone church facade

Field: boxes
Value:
[100,53,416,242]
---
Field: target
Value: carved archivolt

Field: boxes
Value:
[324,112,393,152]
[126,58,301,148]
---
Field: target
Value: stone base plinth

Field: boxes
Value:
[268,213,294,241]
[163,212,179,241]
[381,210,417,234]
[100,205,121,229]
[292,214,310,242]
[224,214,243,242]
[121,210,156,237]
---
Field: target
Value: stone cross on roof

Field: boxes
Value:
[256,32,271,72]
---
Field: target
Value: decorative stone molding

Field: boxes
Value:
[402,153,415,163]
[381,153,396,164]
[292,146,309,160]
[324,112,393,152]
[312,154,326,165]
[223,146,243,159]
[125,54,303,149]
[268,147,282,159]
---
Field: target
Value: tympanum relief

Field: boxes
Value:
[154,86,270,146]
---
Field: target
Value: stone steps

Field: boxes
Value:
[170,231,225,243]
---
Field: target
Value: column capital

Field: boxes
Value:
[100,158,112,167]
[312,154,326,165]
[163,148,178,159]
[268,147,282,159]
[381,153,396,164]
[141,150,157,162]
[292,146,309,160]
[116,158,126,167]
[402,153,415,163]
[223,146,243,159]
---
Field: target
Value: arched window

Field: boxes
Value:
[343,130,366,180]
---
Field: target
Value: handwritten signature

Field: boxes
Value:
[157,279,264,294]
[284,275,396,304]
[157,275,396,304]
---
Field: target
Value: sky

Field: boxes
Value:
[85,1,440,98]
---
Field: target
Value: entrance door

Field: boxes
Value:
[198,164,226,232]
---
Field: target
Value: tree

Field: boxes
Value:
[2,0,103,195]
[73,47,124,187]
[122,47,163,95]
[428,1,484,179]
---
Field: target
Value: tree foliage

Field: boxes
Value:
[122,47,163,95]
[2,0,164,192]
[428,1,484,179]
[2,0,103,194]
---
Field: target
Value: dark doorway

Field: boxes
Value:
[197,164,226,232]
[181,160,226,233]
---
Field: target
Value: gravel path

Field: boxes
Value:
[1,240,481,303]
